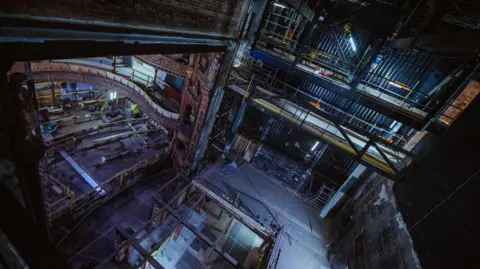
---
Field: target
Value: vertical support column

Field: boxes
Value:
[160,209,168,226]
[21,61,50,235]
[351,38,384,90]
[0,61,67,268]
[174,223,183,240]
[291,20,315,69]
[196,196,207,213]
[319,164,367,218]
[185,87,211,164]
[153,68,158,88]
[252,0,271,51]
[178,60,194,123]
[226,75,257,151]
[50,82,56,104]
[191,43,239,168]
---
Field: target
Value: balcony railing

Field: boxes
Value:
[228,68,414,175]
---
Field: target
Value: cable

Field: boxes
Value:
[360,165,480,269]
[238,165,283,227]
[409,165,480,230]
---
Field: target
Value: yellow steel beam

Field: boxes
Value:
[252,98,394,174]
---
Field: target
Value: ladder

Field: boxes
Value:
[303,183,336,210]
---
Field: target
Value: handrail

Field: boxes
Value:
[228,70,413,174]
[51,58,180,114]
[231,69,409,146]
[12,62,180,122]
[45,147,170,221]
[255,35,440,119]
[361,71,439,112]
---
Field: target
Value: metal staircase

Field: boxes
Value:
[303,183,336,210]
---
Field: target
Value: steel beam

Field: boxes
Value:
[116,226,165,269]
[152,196,244,268]
[372,142,400,175]
[333,122,359,154]
[64,173,182,261]
[204,217,235,265]
[193,180,271,241]
[320,164,367,217]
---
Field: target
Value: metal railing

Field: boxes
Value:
[255,32,443,119]
[233,66,409,146]
[262,3,307,47]
[45,148,170,221]
[300,48,356,78]
[360,71,440,114]
[434,100,465,126]
[229,69,412,175]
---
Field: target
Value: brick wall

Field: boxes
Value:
[175,53,223,166]
[3,0,249,37]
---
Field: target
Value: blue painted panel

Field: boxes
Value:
[250,50,291,72]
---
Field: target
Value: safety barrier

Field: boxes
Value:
[45,148,171,222]
[228,70,413,175]
[11,62,180,125]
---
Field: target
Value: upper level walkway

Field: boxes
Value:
[253,35,452,131]
[12,60,181,129]
[228,70,415,176]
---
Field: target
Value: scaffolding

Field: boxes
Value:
[227,67,415,176]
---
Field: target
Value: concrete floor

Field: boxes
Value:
[199,161,332,268]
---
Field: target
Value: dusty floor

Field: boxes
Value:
[199,161,332,269]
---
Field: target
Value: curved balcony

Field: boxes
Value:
[12,62,180,128]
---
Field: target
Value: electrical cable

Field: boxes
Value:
[359,165,480,269]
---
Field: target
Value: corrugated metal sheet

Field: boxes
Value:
[300,80,396,138]
[311,23,371,73]
[364,50,436,97]
[239,106,325,164]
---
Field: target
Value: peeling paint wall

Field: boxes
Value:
[394,90,480,269]
[329,173,421,269]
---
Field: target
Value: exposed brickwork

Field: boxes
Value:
[174,53,223,167]
[3,0,249,36]
[136,55,187,77]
